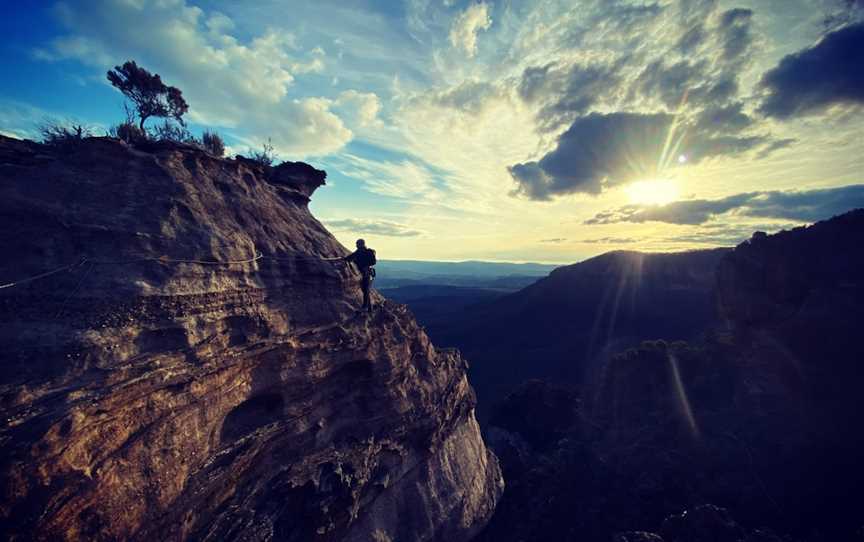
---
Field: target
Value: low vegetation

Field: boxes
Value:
[249,137,276,166]
[34,60,252,163]
[38,120,93,146]
[201,130,225,157]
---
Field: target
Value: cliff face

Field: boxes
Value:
[0,136,502,541]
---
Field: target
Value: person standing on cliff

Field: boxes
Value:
[343,238,377,312]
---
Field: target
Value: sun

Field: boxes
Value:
[624,179,680,206]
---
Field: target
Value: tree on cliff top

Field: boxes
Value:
[107,60,189,131]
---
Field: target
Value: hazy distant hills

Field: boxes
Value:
[375,259,557,289]
[377,260,559,336]
[408,248,731,418]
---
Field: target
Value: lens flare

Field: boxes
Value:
[624,179,680,205]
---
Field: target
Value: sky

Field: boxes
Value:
[1,0,862,263]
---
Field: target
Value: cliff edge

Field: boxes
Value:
[0,135,502,541]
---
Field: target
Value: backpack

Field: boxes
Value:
[358,247,376,268]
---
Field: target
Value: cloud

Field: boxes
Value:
[585,192,757,225]
[694,102,752,134]
[717,8,754,62]
[324,153,448,203]
[581,237,639,244]
[585,185,864,225]
[658,221,801,246]
[518,61,622,131]
[509,112,673,199]
[508,112,769,200]
[325,218,424,237]
[417,79,502,115]
[36,0,355,157]
[636,59,707,109]
[335,90,381,127]
[755,137,797,159]
[758,22,864,119]
[539,238,567,243]
[676,23,706,53]
[449,2,492,57]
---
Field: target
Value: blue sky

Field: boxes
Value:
[2,0,863,262]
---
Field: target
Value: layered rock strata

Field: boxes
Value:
[0,136,502,541]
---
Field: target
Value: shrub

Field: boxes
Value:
[107,60,189,131]
[149,120,196,144]
[38,119,92,146]
[250,138,276,166]
[201,130,225,157]
[107,103,146,144]
[108,121,147,144]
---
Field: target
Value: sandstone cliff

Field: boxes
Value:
[0,135,502,541]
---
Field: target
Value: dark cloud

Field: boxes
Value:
[509,111,772,200]
[581,237,639,244]
[758,22,864,119]
[636,59,706,108]
[694,102,752,133]
[755,137,797,159]
[677,23,707,53]
[584,185,864,225]
[539,238,567,243]
[326,218,424,237]
[509,112,673,200]
[687,133,766,162]
[518,61,622,131]
[717,8,754,61]
[660,222,800,245]
[744,185,864,222]
[585,192,756,225]
[686,75,739,108]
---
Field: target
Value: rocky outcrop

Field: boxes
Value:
[0,135,502,541]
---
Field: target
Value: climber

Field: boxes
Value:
[343,238,377,312]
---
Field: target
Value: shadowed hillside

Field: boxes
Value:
[425,248,730,418]
[477,210,864,541]
[0,135,502,541]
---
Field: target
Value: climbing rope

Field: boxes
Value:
[87,252,266,266]
[0,258,88,290]
[0,250,349,291]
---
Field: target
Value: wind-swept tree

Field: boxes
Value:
[107,60,189,131]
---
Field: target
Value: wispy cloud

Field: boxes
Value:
[324,218,424,237]
[449,3,492,58]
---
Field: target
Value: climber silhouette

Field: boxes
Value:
[343,238,376,312]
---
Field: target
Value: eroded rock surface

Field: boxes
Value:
[0,136,502,541]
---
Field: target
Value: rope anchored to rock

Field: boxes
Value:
[0,258,88,290]
[0,251,349,291]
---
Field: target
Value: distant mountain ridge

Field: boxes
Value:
[375,259,558,290]
[377,259,559,277]
[421,247,732,417]
[477,209,864,541]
